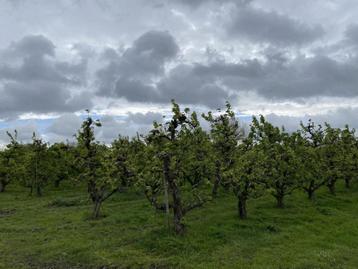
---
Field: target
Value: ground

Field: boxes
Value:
[0,182,357,269]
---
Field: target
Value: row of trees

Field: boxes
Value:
[0,101,357,235]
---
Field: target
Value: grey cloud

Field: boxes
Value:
[112,30,179,79]
[345,24,358,45]
[47,113,82,137]
[193,59,265,78]
[171,0,251,8]
[99,62,231,108]
[266,107,358,132]
[0,81,70,114]
[0,35,92,119]
[96,115,137,142]
[98,34,358,104]
[97,30,179,97]
[127,111,163,125]
[125,30,179,73]
[0,122,39,144]
[188,52,358,100]
[96,30,232,108]
[226,6,324,46]
[0,56,68,84]
[254,55,358,99]
[113,78,158,102]
[156,64,230,108]
[97,113,164,142]
[99,113,166,141]
[7,35,55,58]
[45,111,165,143]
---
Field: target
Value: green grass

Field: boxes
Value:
[0,182,357,269]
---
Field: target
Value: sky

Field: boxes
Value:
[1,0,358,143]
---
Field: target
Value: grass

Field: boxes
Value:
[0,181,357,269]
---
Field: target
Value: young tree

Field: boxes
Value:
[76,114,130,219]
[202,102,242,197]
[25,133,53,196]
[111,135,135,189]
[0,131,21,192]
[299,120,326,199]
[144,101,213,234]
[49,142,76,188]
[340,125,358,189]
[0,151,9,193]
[134,137,169,211]
[321,124,343,195]
[225,133,266,219]
[251,116,301,208]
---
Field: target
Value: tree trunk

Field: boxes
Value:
[163,154,185,235]
[327,179,336,195]
[345,178,351,189]
[276,194,284,208]
[306,180,315,200]
[54,175,65,188]
[54,179,61,188]
[92,200,102,219]
[238,196,247,219]
[307,188,314,200]
[29,183,34,196]
[36,184,42,197]
[0,180,5,193]
[173,205,185,235]
[212,161,221,198]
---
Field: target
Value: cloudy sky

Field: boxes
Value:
[1,0,358,143]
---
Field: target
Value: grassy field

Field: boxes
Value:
[0,182,357,269]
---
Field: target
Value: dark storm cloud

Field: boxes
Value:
[226,6,324,46]
[0,35,92,118]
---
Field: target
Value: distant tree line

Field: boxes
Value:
[0,101,357,235]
